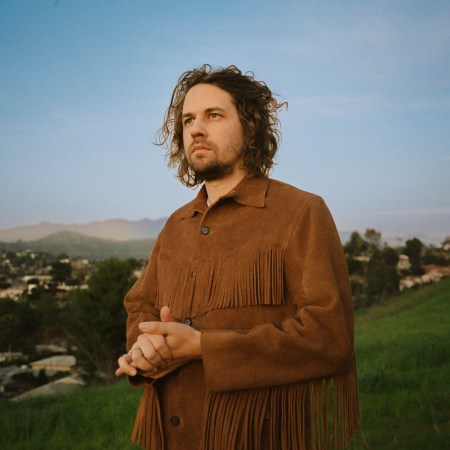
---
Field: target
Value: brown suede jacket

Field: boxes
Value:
[124,176,359,450]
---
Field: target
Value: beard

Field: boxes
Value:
[193,160,236,181]
[187,139,244,182]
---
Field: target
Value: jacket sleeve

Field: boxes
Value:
[200,197,355,392]
[124,233,162,353]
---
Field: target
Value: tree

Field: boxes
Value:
[344,231,367,257]
[35,293,61,341]
[62,258,140,382]
[423,240,449,266]
[364,229,382,252]
[382,246,399,267]
[0,313,20,352]
[404,238,424,275]
[364,247,400,306]
[346,256,364,277]
[0,298,35,352]
[50,261,72,283]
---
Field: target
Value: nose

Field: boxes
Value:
[189,118,207,138]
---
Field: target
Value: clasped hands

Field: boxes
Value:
[115,306,202,380]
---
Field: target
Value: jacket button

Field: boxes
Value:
[200,226,210,235]
[170,416,180,427]
[183,317,193,326]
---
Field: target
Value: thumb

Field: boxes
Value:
[160,306,175,323]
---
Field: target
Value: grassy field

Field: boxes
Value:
[0,380,142,450]
[0,278,449,449]
[349,277,450,449]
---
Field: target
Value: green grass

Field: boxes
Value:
[0,380,142,450]
[1,279,449,449]
[350,278,450,449]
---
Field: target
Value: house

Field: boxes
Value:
[0,352,25,363]
[11,374,85,401]
[397,254,412,272]
[30,355,76,376]
[0,286,26,300]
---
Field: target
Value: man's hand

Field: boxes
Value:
[115,306,174,378]
[115,306,201,379]
[138,314,202,363]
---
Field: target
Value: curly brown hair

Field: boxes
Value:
[155,65,287,188]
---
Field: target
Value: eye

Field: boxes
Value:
[183,117,193,126]
[209,112,221,120]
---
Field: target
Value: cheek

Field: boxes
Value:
[182,129,191,147]
[231,125,245,150]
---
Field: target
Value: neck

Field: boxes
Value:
[204,169,248,205]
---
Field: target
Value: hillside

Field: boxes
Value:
[0,219,445,246]
[0,218,166,242]
[0,280,449,449]
[0,231,154,260]
[350,278,450,449]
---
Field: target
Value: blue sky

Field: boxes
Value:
[1,0,449,241]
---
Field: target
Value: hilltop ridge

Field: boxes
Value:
[0,231,154,260]
[0,219,446,246]
[0,218,167,243]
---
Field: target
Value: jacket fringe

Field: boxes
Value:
[156,241,285,318]
[131,385,164,450]
[132,238,359,449]
[132,360,359,450]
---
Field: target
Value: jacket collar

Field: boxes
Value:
[183,176,269,218]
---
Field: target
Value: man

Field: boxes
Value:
[116,65,359,450]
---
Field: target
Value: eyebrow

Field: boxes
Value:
[181,106,227,119]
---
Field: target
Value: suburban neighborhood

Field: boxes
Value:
[1,231,449,401]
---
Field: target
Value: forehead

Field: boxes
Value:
[182,83,235,113]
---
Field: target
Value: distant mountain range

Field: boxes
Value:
[0,218,167,243]
[0,218,445,260]
[0,231,155,260]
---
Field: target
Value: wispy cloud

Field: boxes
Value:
[287,94,381,118]
[380,207,450,217]
[286,95,450,119]
[248,2,450,89]
[0,109,153,142]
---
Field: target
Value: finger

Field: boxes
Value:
[131,354,159,372]
[139,321,172,335]
[116,354,137,377]
[115,366,131,377]
[133,334,171,364]
[160,306,175,322]
[132,341,165,371]
[136,334,172,366]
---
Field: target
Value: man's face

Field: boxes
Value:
[182,83,245,181]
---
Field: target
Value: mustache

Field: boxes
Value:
[189,139,215,152]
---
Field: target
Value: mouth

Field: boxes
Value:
[191,143,212,154]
